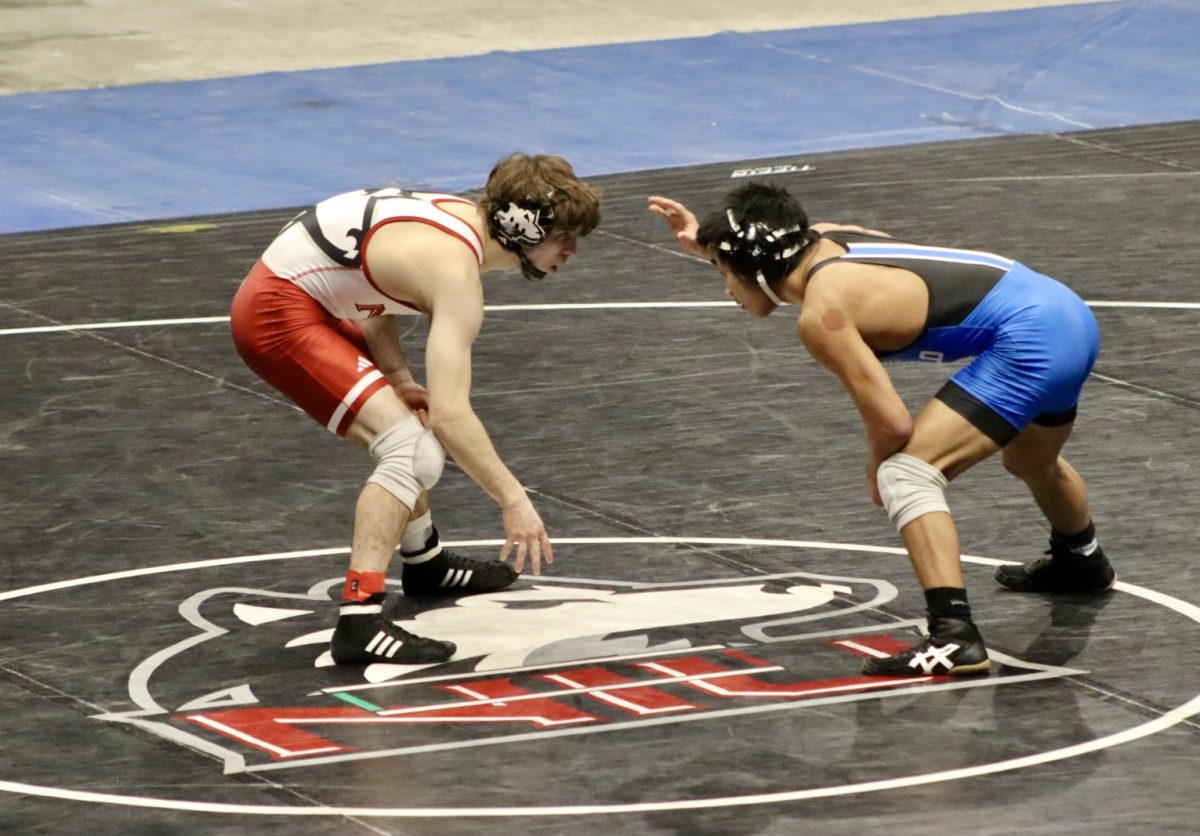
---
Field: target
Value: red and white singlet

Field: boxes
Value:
[231,189,483,435]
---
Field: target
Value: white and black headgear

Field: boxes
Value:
[489,197,556,280]
[719,209,812,305]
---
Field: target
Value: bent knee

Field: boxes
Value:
[877,453,950,530]
[1002,449,1059,481]
[366,415,446,509]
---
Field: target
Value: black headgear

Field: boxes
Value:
[718,209,812,304]
[489,198,556,280]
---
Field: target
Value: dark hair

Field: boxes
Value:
[696,182,813,287]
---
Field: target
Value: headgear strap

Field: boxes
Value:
[755,273,787,306]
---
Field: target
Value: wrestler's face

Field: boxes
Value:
[713,255,776,318]
[526,229,578,274]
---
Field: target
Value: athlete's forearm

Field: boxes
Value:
[358,315,413,381]
[426,408,526,508]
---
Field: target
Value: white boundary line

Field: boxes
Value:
[0,536,1196,817]
[1,299,1197,337]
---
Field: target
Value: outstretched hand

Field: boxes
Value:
[647,196,708,258]
[499,496,554,575]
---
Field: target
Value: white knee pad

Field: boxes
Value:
[876,453,950,531]
[366,415,446,509]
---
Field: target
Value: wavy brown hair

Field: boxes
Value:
[481,152,602,236]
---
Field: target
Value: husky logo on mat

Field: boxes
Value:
[92,570,1082,776]
[91,573,904,770]
[96,575,883,707]
[309,577,895,676]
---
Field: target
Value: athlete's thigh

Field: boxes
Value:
[232,272,390,437]
[345,386,414,448]
[903,398,1001,480]
[1001,420,1074,475]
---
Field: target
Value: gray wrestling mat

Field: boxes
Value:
[1,121,1197,835]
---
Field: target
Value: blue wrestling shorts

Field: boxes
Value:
[932,263,1101,445]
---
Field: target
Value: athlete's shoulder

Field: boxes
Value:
[813,223,894,240]
[312,186,405,206]
[407,190,476,207]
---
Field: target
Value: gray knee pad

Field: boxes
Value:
[877,453,950,531]
[366,415,446,509]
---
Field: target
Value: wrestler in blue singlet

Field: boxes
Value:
[809,231,1101,444]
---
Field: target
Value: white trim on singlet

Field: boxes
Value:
[326,369,384,433]
[839,241,1013,271]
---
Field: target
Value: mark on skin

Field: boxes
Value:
[822,308,847,331]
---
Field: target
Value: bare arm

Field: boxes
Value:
[798,282,912,504]
[422,284,522,506]
[358,314,428,415]
[358,315,407,380]
[422,273,552,573]
[364,221,552,572]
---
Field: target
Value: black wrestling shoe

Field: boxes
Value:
[994,542,1116,593]
[330,597,455,665]
[401,547,518,597]
[863,616,991,677]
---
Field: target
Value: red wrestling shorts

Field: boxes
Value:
[230,260,389,436]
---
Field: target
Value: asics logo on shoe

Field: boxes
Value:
[908,642,960,674]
